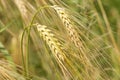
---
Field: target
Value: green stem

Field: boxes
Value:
[21,27,28,77]
[97,0,120,55]
[21,5,50,80]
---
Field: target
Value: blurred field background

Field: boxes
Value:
[0,0,120,80]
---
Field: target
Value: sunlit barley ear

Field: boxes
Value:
[36,23,64,61]
[14,0,29,24]
[14,0,27,17]
[35,23,72,80]
[0,60,25,80]
[51,5,89,62]
[51,5,84,51]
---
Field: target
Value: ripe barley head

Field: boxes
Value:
[51,5,84,51]
[14,0,27,17]
[51,5,89,61]
[36,23,64,61]
[36,23,74,79]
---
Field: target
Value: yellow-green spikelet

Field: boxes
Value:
[36,23,75,79]
[51,5,82,48]
[36,24,64,61]
[51,5,89,62]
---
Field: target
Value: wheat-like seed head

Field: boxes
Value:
[51,5,88,61]
[0,60,25,80]
[14,0,27,17]
[36,23,74,79]
[51,5,83,49]
[14,0,30,24]
[36,23,64,61]
[0,66,16,80]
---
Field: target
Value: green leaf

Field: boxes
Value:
[0,20,15,33]
[0,42,13,62]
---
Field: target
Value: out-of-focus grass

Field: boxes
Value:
[0,0,120,80]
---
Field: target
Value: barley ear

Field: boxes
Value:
[36,23,73,80]
[51,5,89,61]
